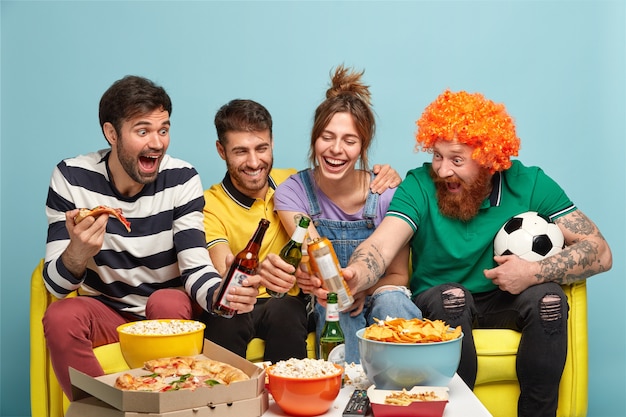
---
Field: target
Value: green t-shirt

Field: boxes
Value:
[387,160,576,296]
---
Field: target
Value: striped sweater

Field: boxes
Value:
[44,149,222,318]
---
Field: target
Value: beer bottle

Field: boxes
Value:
[307,237,354,311]
[319,292,345,364]
[300,247,310,274]
[268,215,311,298]
[213,219,270,318]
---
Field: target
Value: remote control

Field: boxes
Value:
[342,389,371,416]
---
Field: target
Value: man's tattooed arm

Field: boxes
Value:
[349,244,387,290]
[536,210,612,285]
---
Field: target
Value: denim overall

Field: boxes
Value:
[299,169,421,364]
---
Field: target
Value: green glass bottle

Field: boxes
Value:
[268,215,311,298]
[319,292,345,363]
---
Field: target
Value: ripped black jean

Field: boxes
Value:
[414,283,568,417]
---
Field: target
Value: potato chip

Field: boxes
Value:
[384,388,441,405]
[363,317,461,344]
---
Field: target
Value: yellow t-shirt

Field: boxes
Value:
[203,168,299,297]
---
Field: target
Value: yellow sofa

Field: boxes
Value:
[31,259,587,417]
[30,259,315,417]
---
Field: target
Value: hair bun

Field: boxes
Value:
[326,65,371,106]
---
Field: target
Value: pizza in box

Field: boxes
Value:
[114,356,249,392]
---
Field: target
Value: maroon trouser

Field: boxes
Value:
[43,289,195,399]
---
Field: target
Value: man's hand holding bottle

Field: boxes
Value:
[257,253,299,296]
[212,253,261,315]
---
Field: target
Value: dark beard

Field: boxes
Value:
[430,167,493,222]
[117,136,159,185]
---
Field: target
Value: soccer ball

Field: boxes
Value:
[493,211,564,261]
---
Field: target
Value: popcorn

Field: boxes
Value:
[343,362,371,390]
[269,358,341,378]
[120,320,204,335]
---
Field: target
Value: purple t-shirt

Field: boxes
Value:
[274,171,395,225]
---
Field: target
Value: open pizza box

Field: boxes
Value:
[68,339,267,415]
[65,392,269,417]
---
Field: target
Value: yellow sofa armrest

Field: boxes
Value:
[30,259,53,417]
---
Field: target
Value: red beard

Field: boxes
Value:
[430,167,493,222]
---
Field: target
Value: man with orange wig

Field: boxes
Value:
[300,90,612,416]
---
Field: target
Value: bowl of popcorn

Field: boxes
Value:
[117,319,206,368]
[266,358,343,416]
[357,318,463,389]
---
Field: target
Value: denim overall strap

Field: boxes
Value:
[298,169,322,216]
[362,172,378,227]
[299,169,378,226]
[301,170,380,266]
[303,170,382,364]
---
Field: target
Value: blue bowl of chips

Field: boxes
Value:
[356,327,462,389]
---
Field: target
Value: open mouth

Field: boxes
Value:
[242,168,264,178]
[446,182,462,192]
[139,155,160,172]
[323,157,347,169]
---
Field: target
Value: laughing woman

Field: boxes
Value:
[274,65,422,364]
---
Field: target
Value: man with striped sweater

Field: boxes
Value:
[42,75,259,399]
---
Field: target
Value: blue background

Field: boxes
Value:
[1,1,624,416]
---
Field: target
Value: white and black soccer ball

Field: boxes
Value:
[493,211,565,261]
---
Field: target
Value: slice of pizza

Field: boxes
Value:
[144,356,249,384]
[143,356,195,377]
[74,205,131,232]
[114,372,170,391]
[190,358,250,383]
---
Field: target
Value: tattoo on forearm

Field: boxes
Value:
[558,211,594,235]
[537,210,610,285]
[350,246,387,287]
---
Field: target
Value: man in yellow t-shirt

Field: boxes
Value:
[203,166,299,299]
[200,100,310,362]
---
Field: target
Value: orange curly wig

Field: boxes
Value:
[415,90,520,173]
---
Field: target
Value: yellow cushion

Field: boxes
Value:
[93,343,130,375]
[475,329,521,384]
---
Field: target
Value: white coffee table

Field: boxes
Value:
[264,372,493,416]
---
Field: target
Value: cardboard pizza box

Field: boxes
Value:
[69,339,265,414]
[65,391,269,417]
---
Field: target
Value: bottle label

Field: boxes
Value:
[326,304,340,322]
[218,269,251,308]
[292,226,307,244]
[315,252,339,279]
[310,242,354,310]
[324,276,353,310]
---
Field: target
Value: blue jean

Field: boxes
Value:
[316,287,423,364]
